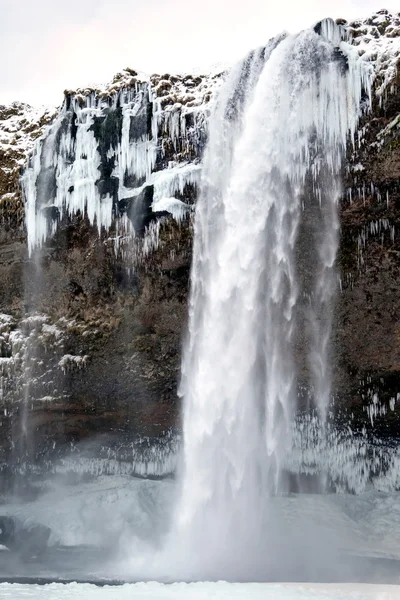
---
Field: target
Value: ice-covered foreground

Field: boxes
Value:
[2,475,400,584]
[4,475,400,558]
[2,476,175,548]
[0,582,399,600]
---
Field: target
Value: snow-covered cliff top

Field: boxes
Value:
[66,67,224,109]
[0,9,399,216]
[0,103,56,211]
[0,102,55,161]
[346,9,400,97]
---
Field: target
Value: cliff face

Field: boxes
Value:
[337,10,400,432]
[0,70,222,478]
[0,10,400,480]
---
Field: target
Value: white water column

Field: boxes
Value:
[167,21,371,580]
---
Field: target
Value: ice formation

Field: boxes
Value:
[21,73,220,256]
[18,10,400,271]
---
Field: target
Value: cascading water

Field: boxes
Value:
[18,11,384,582]
[153,20,372,580]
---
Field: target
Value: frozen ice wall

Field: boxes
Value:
[21,72,221,256]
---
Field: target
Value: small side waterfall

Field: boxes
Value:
[164,21,371,579]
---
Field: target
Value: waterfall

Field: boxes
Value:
[163,20,371,580]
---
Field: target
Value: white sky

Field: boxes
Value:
[0,0,398,106]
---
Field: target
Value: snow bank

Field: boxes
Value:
[0,582,399,599]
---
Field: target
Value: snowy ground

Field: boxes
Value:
[0,582,399,600]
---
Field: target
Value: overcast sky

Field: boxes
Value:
[0,0,397,106]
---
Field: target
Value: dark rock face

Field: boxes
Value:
[0,14,400,481]
[0,213,194,474]
[335,61,400,434]
[0,72,216,478]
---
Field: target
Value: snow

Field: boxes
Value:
[152,197,190,220]
[0,102,55,160]
[58,354,88,373]
[345,10,400,100]
[120,162,201,210]
[0,582,399,599]
[152,163,201,202]
[0,312,70,411]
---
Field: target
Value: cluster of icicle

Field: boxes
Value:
[53,430,180,479]
[21,82,208,256]
[289,412,400,494]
